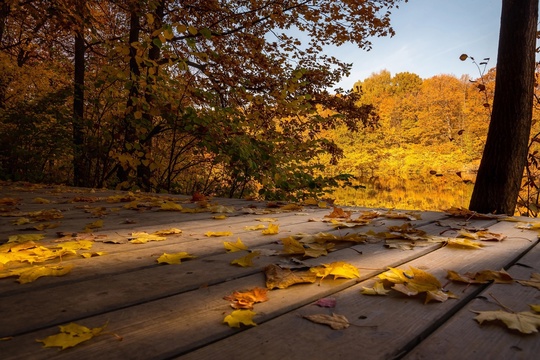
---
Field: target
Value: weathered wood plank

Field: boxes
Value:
[404,241,540,360]
[176,222,538,360]
[0,235,446,359]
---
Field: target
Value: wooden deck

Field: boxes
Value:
[0,183,539,360]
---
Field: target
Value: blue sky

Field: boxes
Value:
[327,0,503,90]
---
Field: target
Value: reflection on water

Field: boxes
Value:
[330,173,475,211]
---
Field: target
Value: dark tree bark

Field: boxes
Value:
[73,30,86,187]
[469,0,538,214]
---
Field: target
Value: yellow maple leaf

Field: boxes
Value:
[244,224,266,231]
[129,232,167,244]
[11,217,30,225]
[16,264,74,284]
[255,217,278,222]
[223,309,257,328]
[361,281,391,295]
[152,228,182,236]
[473,310,540,334]
[83,219,103,232]
[224,238,248,252]
[205,231,233,237]
[530,304,540,313]
[160,201,183,211]
[213,214,228,220]
[281,203,303,211]
[81,252,106,258]
[231,251,260,267]
[55,240,93,254]
[33,222,60,230]
[379,267,451,303]
[280,236,305,255]
[447,238,484,249]
[262,223,279,235]
[156,252,196,264]
[37,322,107,349]
[8,234,45,243]
[311,261,360,280]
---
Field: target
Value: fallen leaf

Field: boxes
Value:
[32,197,51,204]
[517,273,540,290]
[223,310,257,327]
[11,217,30,225]
[325,207,352,219]
[8,234,45,243]
[83,219,103,232]
[209,204,235,213]
[314,298,337,308]
[530,304,540,313]
[361,281,391,295]
[262,223,279,235]
[0,197,20,205]
[160,201,183,211]
[205,231,233,237]
[224,238,248,252]
[129,232,167,244]
[81,251,106,258]
[231,251,260,267]
[447,269,513,284]
[255,217,278,222]
[281,203,303,211]
[16,264,74,283]
[310,261,360,281]
[264,264,317,289]
[303,313,350,330]
[280,236,305,255]
[156,252,196,264]
[213,215,228,220]
[37,322,107,349]
[244,224,266,230]
[152,228,182,236]
[473,310,540,334]
[379,267,450,303]
[224,287,269,309]
[446,238,484,249]
[444,207,502,219]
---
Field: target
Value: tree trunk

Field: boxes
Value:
[468,0,538,215]
[73,31,86,187]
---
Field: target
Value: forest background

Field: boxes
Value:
[1,1,540,216]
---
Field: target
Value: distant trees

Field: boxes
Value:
[0,0,406,199]
[469,0,539,214]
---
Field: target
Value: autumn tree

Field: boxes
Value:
[469,0,538,214]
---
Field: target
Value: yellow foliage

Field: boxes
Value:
[224,238,248,252]
[37,322,107,349]
[223,310,257,328]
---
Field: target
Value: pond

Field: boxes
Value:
[330,173,475,211]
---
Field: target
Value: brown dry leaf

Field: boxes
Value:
[223,287,269,309]
[388,223,426,236]
[28,209,64,221]
[383,211,421,220]
[444,207,502,219]
[518,273,540,290]
[264,264,317,289]
[303,313,350,330]
[324,206,352,219]
[473,310,540,334]
[447,269,513,284]
[0,197,20,206]
[457,229,506,241]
